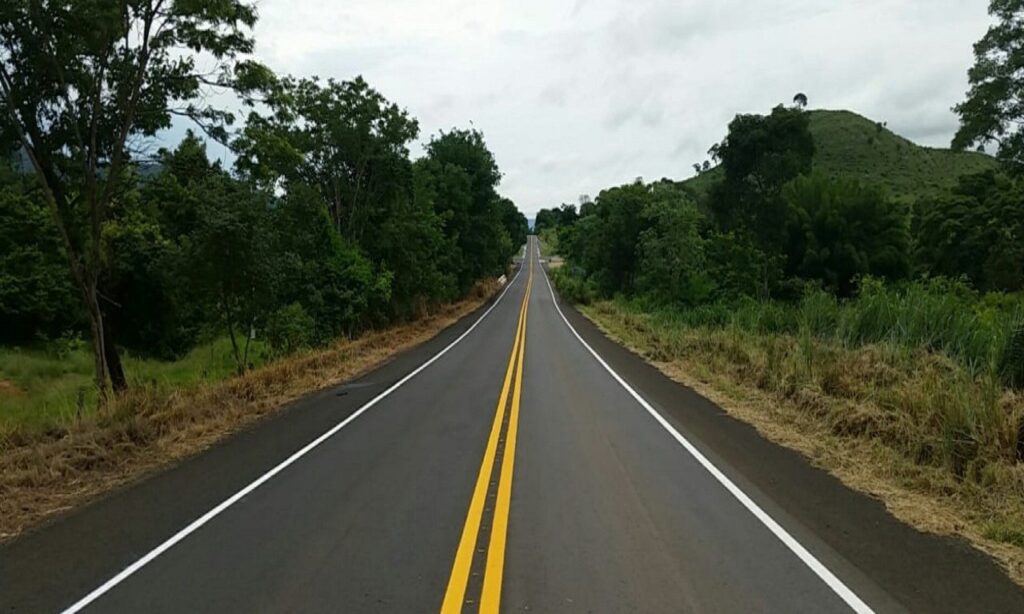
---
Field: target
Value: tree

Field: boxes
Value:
[915,170,1024,291]
[104,134,223,360]
[235,75,419,241]
[497,197,528,253]
[708,105,815,254]
[784,173,910,296]
[705,231,776,300]
[793,92,808,109]
[0,0,264,395]
[418,129,514,292]
[0,164,79,343]
[635,195,712,306]
[953,0,1024,170]
[534,203,577,234]
[565,181,669,296]
[272,184,380,337]
[189,176,278,374]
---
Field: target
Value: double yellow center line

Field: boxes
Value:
[441,247,533,614]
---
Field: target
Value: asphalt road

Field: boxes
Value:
[3,236,1024,613]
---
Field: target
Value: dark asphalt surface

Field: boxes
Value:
[3,237,1024,612]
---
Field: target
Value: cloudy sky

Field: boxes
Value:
[240,0,991,216]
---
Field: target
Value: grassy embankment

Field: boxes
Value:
[0,281,497,540]
[0,337,265,435]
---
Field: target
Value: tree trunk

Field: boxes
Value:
[102,309,127,391]
[223,296,244,375]
[81,277,112,400]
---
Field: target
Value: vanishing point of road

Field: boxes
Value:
[2,237,1023,612]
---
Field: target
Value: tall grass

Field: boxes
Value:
[610,277,1024,383]
[561,274,1024,486]
[0,337,271,432]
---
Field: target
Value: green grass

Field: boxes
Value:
[682,109,999,202]
[984,521,1024,548]
[0,338,270,432]
[619,278,1024,380]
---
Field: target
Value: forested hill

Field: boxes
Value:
[683,109,998,201]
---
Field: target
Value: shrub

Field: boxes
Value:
[265,303,315,356]
[551,267,598,305]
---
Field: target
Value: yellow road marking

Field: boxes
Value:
[479,253,531,613]
[441,253,532,613]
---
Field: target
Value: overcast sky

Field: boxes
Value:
[237,0,991,216]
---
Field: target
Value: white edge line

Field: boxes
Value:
[61,263,526,614]
[536,245,874,614]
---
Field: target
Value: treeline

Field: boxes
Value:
[542,104,1024,303]
[0,3,526,392]
[541,103,1024,383]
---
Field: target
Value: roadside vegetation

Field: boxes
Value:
[0,287,495,539]
[0,1,525,534]
[542,0,1024,581]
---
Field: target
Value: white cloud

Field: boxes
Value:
[239,0,991,214]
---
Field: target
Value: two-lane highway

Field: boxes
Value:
[3,237,1024,612]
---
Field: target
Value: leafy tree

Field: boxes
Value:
[497,196,529,255]
[793,92,808,109]
[534,203,578,234]
[234,76,477,319]
[705,231,776,300]
[0,0,265,394]
[265,303,315,356]
[272,183,380,338]
[784,173,910,296]
[235,75,419,241]
[96,134,230,360]
[953,0,1024,170]
[915,171,1024,291]
[0,166,78,343]
[189,176,278,373]
[102,184,194,360]
[708,105,815,253]
[635,196,712,306]
[573,182,650,295]
[563,181,688,297]
[418,129,515,292]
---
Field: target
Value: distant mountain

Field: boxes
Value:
[682,109,998,202]
[8,147,163,179]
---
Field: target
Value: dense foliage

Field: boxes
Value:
[0,2,525,386]
[954,0,1024,170]
[544,98,1024,387]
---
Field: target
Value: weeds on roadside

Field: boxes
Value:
[573,278,1024,557]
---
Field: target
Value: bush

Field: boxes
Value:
[265,303,315,356]
[551,267,598,305]
[593,277,1024,381]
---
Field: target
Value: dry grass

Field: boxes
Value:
[580,300,1024,586]
[0,281,498,541]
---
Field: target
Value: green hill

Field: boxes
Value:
[683,109,998,202]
